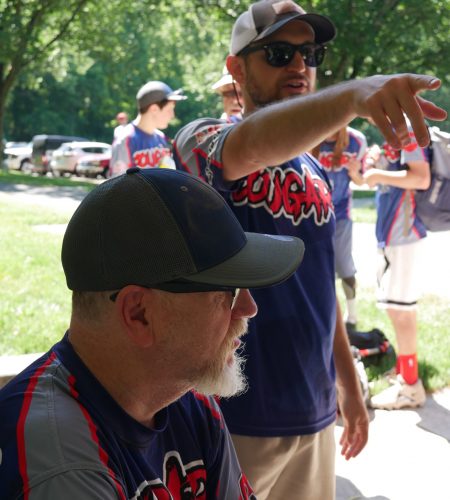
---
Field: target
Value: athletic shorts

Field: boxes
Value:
[376,240,424,310]
[335,218,356,279]
[231,424,336,500]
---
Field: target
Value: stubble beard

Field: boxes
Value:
[193,319,249,398]
[243,59,313,109]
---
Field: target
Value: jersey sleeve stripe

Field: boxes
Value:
[67,375,127,500]
[125,136,133,168]
[172,140,197,176]
[16,352,57,500]
[192,391,224,428]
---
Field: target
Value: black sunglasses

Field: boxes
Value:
[239,41,327,68]
[109,281,241,309]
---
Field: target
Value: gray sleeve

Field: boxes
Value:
[401,127,429,164]
[28,469,125,500]
[110,135,132,177]
[174,118,235,190]
[214,425,256,499]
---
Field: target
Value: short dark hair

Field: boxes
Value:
[72,291,110,323]
[139,99,170,114]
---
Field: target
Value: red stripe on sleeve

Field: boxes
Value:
[68,375,127,500]
[125,136,133,168]
[17,352,57,500]
[192,391,224,428]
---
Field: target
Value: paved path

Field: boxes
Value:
[335,388,450,500]
[0,181,89,214]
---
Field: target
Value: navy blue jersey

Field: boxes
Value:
[110,123,174,176]
[173,118,337,437]
[0,334,255,499]
[318,127,367,221]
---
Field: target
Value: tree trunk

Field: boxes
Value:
[0,74,6,167]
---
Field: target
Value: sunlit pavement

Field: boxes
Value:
[335,388,450,500]
[338,218,450,500]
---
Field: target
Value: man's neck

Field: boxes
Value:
[68,325,191,429]
[134,114,157,135]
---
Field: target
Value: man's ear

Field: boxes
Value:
[226,55,245,85]
[115,286,154,348]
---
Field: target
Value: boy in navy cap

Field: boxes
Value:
[110,81,187,176]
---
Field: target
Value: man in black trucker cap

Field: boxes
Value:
[0,167,304,499]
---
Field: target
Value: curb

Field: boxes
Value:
[0,352,44,389]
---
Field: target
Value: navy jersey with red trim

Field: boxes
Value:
[110,123,173,176]
[375,131,429,247]
[0,334,255,499]
[318,127,367,221]
[173,118,337,437]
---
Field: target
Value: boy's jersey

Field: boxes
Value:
[173,118,337,437]
[0,334,254,500]
[110,123,174,176]
[375,134,430,247]
[317,126,367,221]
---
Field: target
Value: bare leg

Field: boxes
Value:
[386,308,417,355]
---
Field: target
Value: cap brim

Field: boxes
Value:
[167,88,188,101]
[184,233,305,289]
[255,12,336,45]
[212,74,234,90]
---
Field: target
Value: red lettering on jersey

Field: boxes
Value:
[133,147,171,168]
[318,152,334,169]
[383,143,401,162]
[239,473,256,499]
[136,452,206,499]
[232,166,333,226]
[319,152,355,171]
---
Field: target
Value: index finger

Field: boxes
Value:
[401,76,447,147]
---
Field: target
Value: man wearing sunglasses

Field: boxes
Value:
[0,168,304,499]
[173,0,446,498]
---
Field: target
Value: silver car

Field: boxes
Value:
[50,141,111,176]
[3,142,33,172]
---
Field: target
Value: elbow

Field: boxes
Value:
[418,171,431,190]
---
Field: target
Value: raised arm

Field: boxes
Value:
[222,73,446,181]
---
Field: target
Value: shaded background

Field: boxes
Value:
[1,0,449,147]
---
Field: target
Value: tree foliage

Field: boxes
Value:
[2,0,449,147]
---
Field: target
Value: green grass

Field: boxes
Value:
[0,200,72,355]
[0,182,448,394]
[337,284,450,393]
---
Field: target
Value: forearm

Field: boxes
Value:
[221,73,446,181]
[365,164,430,190]
[222,80,356,180]
[334,301,362,397]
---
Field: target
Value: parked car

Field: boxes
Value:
[3,142,33,172]
[75,151,111,178]
[5,141,29,149]
[31,135,88,175]
[50,141,111,176]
